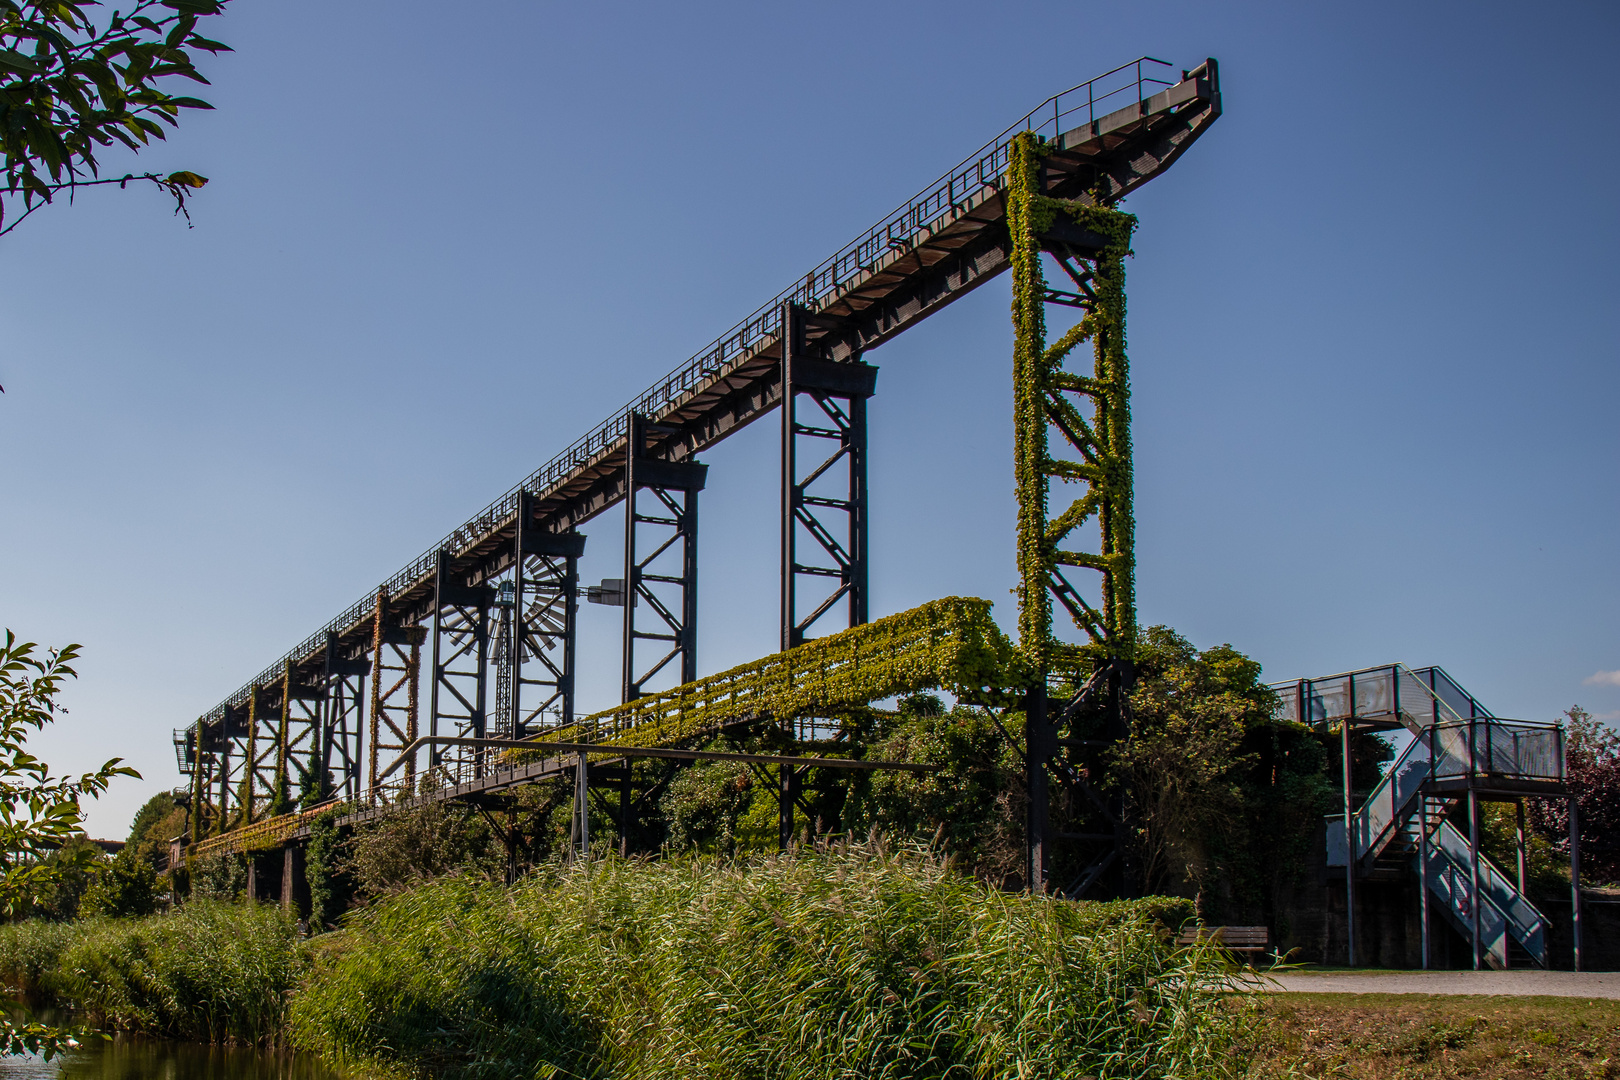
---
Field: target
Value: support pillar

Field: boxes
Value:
[430,549,493,776]
[323,631,370,803]
[779,302,877,650]
[1025,684,1050,893]
[1419,794,1431,969]
[1005,132,1139,900]
[621,412,706,701]
[1516,798,1528,895]
[368,589,422,799]
[508,493,585,736]
[1342,718,1356,967]
[778,764,799,851]
[1469,788,1482,970]
[572,750,589,860]
[1570,795,1583,972]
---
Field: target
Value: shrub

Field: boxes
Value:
[0,917,78,993]
[291,844,1242,1080]
[79,851,159,918]
[0,900,302,1044]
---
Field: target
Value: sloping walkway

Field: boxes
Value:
[1265,970,1620,999]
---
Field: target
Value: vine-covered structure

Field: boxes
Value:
[173,60,1225,889]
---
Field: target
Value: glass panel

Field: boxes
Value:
[1310,676,1350,723]
[1429,668,1483,719]
[1353,667,1394,719]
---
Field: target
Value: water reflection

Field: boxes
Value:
[0,1038,342,1080]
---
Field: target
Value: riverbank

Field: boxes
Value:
[2,846,1247,1079]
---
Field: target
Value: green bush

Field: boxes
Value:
[0,917,78,992]
[80,851,159,918]
[291,844,1242,1080]
[0,900,302,1044]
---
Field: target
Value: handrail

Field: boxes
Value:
[184,57,1178,735]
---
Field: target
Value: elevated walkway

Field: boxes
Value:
[189,596,1017,857]
[1273,664,1569,970]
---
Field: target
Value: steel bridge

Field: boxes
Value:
[173,57,1223,895]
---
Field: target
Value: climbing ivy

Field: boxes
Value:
[574,596,1028,750]
[1008,131,1138,669]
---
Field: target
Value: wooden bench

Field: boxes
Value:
[1175,925,1271,960]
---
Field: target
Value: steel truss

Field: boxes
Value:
[430,550,494,776]
[779,302,878,649]
[622,412,706,701]
[1008,128,1141,896]
[273,658,325,812]
[499,493,585,738]
[368,589,422,797]
[323,632,370,802]
[175,61,1222,857]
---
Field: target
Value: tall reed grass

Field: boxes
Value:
[292,844,1246,1079]
[0,900,303,1044]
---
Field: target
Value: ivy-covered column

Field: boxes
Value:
[1007,130,1140,894]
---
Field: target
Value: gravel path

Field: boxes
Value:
[1264,970,1620,998]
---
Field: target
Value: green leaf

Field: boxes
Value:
[0,50,46,75]
[165,170,206,188]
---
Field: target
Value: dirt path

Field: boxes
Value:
[1264,969,1620,998]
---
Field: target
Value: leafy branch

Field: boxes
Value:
[0,0,231,235]
[0,631,140,917]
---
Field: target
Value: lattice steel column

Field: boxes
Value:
[505,492,585,736]
[324,631,370,802]
[430,549,493,775]
[779,302,878,650]
[367,588,422,798]
[274,659,324,812]
[622,412,707,702]
[243,685,280,825]
[1008,130,1139,896]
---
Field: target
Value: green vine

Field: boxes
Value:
[1008,131,1138,669]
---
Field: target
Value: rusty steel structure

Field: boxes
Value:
[175,57,1224,890]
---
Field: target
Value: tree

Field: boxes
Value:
[1532,706,1620,886]
[0,631,139,1058]
[1,0,231,237]
[80,846,157,916]
[1111,628,1273,898]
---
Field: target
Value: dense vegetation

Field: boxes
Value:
[0,847,1248,1078]
[289,845,1243,1080]
[0,899,302,1043]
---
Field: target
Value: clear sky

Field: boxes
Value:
[2,1,1616,838]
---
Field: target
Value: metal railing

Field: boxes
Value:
[186,58,1177,735]
[1430,718,1564,784]
[1270,663,1491,733]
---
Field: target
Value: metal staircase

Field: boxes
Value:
[1276,665,1566,969]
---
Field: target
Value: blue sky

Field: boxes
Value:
[2,1,1616,837]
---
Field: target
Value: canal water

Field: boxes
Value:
[0,1038,341,1079]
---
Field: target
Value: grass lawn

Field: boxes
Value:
[1244,993,1620,1079]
